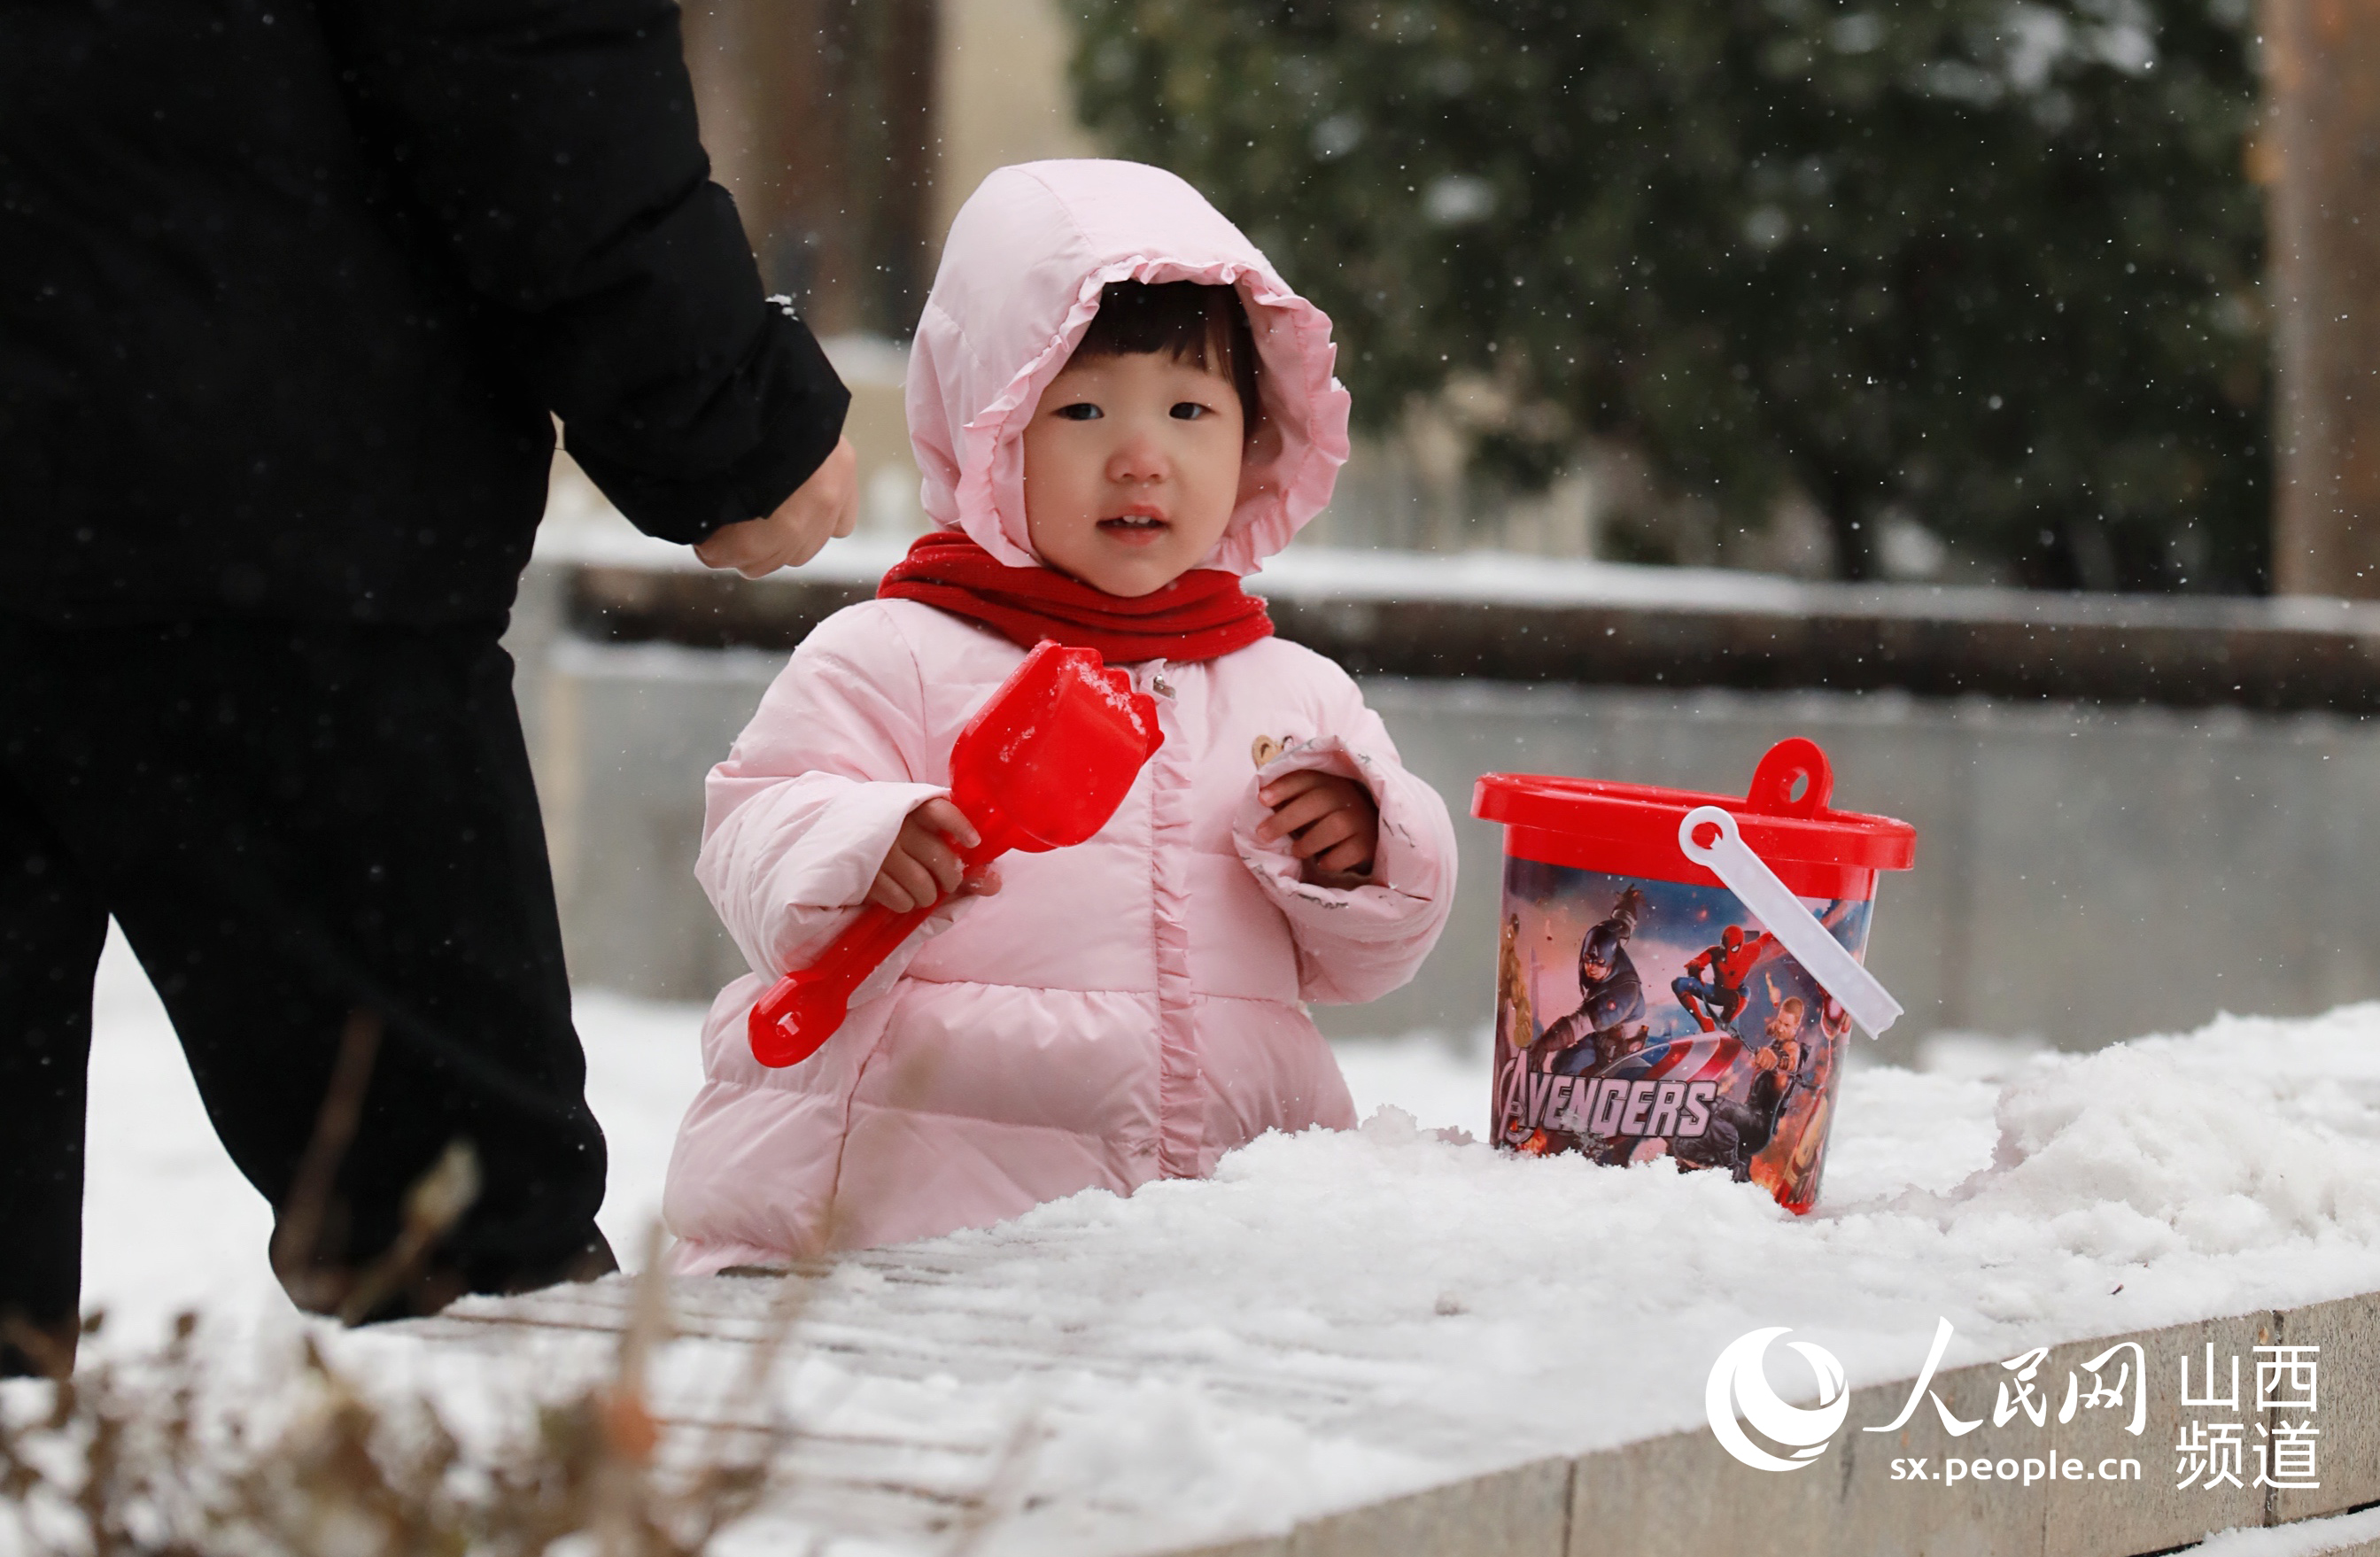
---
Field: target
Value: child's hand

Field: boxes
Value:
[1256,770,1378,882]
[869,797,1003,913]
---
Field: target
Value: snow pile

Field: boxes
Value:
[1963,1019,2380,1266]
[1913,1004,2380,1323]
[961,1003,2380,1424]
[700,1006,2380,1550]
[50,930,2380,1554]
[680,1009,2380,1553]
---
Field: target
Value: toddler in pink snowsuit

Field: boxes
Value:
[663,160,1459,1269]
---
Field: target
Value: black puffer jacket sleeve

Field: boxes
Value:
[316,0,849,545]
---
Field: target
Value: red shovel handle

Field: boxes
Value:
[744,639,1165,1069]
[746,900,934,1067]
[746,834,1007,1068]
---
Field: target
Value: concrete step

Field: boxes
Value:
[409,1271,2380,1557]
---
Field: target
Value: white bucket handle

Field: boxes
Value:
[1677,805,1903,1037]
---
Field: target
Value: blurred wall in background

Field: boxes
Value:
[508,562,2380,1061]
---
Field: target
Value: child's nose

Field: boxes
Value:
[1106,430,1170,484]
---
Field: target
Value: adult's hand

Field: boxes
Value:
[694,435,859,577]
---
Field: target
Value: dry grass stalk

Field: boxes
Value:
[0,1235,821,1556]
[9,1053,1043,1553]
[269,1012,382,1317]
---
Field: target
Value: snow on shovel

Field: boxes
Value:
[747,641,1166,1068]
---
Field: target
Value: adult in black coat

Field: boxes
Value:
[0,0,857,1375]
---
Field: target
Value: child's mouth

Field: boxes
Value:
[1097,512,1171,546]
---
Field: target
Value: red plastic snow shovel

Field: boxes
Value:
[747,641,1166,1068]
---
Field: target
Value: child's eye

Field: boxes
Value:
[1053,402,1103,422]
[1170,401,1214,421]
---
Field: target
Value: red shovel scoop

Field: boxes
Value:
[747,641,1166,1068]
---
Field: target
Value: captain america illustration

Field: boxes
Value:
[1533,886,1650,1079]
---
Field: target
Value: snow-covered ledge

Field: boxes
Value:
[370,1005,2380,1556]
[1181,1287,2380,1555]
[526,502,2380,714]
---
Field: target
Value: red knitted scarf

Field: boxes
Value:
[876,530,1274,663]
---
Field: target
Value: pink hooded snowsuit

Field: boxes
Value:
[663,160,1459,1270]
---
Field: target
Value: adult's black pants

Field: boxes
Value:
[0,616,613,1374]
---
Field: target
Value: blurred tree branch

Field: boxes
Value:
[1070,0,2270,591]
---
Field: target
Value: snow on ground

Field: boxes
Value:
[75,929,708,1351]
[79,929,281,1338]
[62,925,2380,1551]
[2188,1505,2380,1557]
[72,928,1497,1350]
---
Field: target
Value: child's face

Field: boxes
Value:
[1020,348,1245,598]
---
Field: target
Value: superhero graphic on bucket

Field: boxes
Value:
[1673,924,1776,1033]
[1535,886,1650,1076]
[1475,739,1915,1215]
[1492,864,1871,1205]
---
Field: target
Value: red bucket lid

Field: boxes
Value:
[1472,738,1917,902]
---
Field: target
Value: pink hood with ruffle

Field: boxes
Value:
[903,159,1353,575]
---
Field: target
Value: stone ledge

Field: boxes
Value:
[1153,1291,2380,1557]
[555,560,2380,713]
[426,1270,2380,1557]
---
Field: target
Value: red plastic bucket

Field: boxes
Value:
[1471,738,1916,1213]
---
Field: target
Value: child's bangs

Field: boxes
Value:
[1074,280,1263,432]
